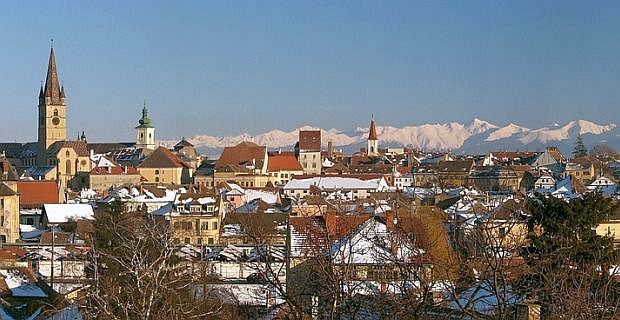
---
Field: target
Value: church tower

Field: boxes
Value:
[367,116,379,156]
[135,102,155,150]
[38,45,67,165]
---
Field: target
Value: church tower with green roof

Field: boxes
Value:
[135,102,155,150]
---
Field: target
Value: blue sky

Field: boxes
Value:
[1,1,619,142]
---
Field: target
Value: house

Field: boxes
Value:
[17,180,59,228]
[437,160,475,188]
[394,166,413,190]
[468,166,521,193]
[152,194,223,246]
[532,147,566,173]
[216,141,268,175]
[137,146,192,185]
[267,152,304,185]
[412,164,439,187]
[205,164,277,189]
[534,174,555,191]
[296,130,322,175]
[564,161,595,185]
[88,157,142,192]
[588,176,617,194]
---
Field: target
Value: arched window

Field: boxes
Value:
[53,109,59,116]
[140,133,144,139]
[66,150,70,157]
[66,159,72,175]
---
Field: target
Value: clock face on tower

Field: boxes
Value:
[52,117,60,126]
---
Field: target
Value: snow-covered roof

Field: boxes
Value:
[0,269,47,298]
[43,204,94,224]
[284,176,387,191]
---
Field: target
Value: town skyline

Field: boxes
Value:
[2,1,620,142]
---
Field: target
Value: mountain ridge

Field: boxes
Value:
[161,119,618,156]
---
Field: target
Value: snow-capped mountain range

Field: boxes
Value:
[163,119,618,156]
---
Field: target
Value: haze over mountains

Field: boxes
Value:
[168,119,618,156]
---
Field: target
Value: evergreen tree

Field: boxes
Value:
[520,193,620,318]
[573,134,588,158]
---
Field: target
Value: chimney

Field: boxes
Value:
[328,141,333,159]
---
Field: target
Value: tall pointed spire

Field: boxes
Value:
[44,44,62,105]
[368,115,378,140]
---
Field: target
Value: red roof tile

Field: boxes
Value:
[216,141,266,170]
[17,181,59,207]
[138,146,189,168]
[267,154,303,171]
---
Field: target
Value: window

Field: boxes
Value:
[0,215,4,226]
[155,177,159,182]
[26,218,34,225]
[155,169,159,174]
[212,221,218,230]
[312,163,316,168]
[140,133,144,139]
[197,238,202,245]
[66,160,72,175]
[201,222,209,230]
[208,237,214,245]
[184,238,191,244]
[53,109,58,116]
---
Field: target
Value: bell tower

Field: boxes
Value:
[37,44,67,165]
[367,115,379,156]
[135,102,156,150]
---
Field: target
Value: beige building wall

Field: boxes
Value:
[89,174,142,192]
[170,215,221,245]
[299,151,321,175]
[139,167,187,185]
[49,147,90,192]
[596,221,620,243]
[0,183,20,243]
[268,169,304,185]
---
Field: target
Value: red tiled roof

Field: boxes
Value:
[267,154,302,171]
[17,180,59,207]
[216,141,266,170]
[0,247,27,260]
[299,130,321,151]
[138,146,189,168]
